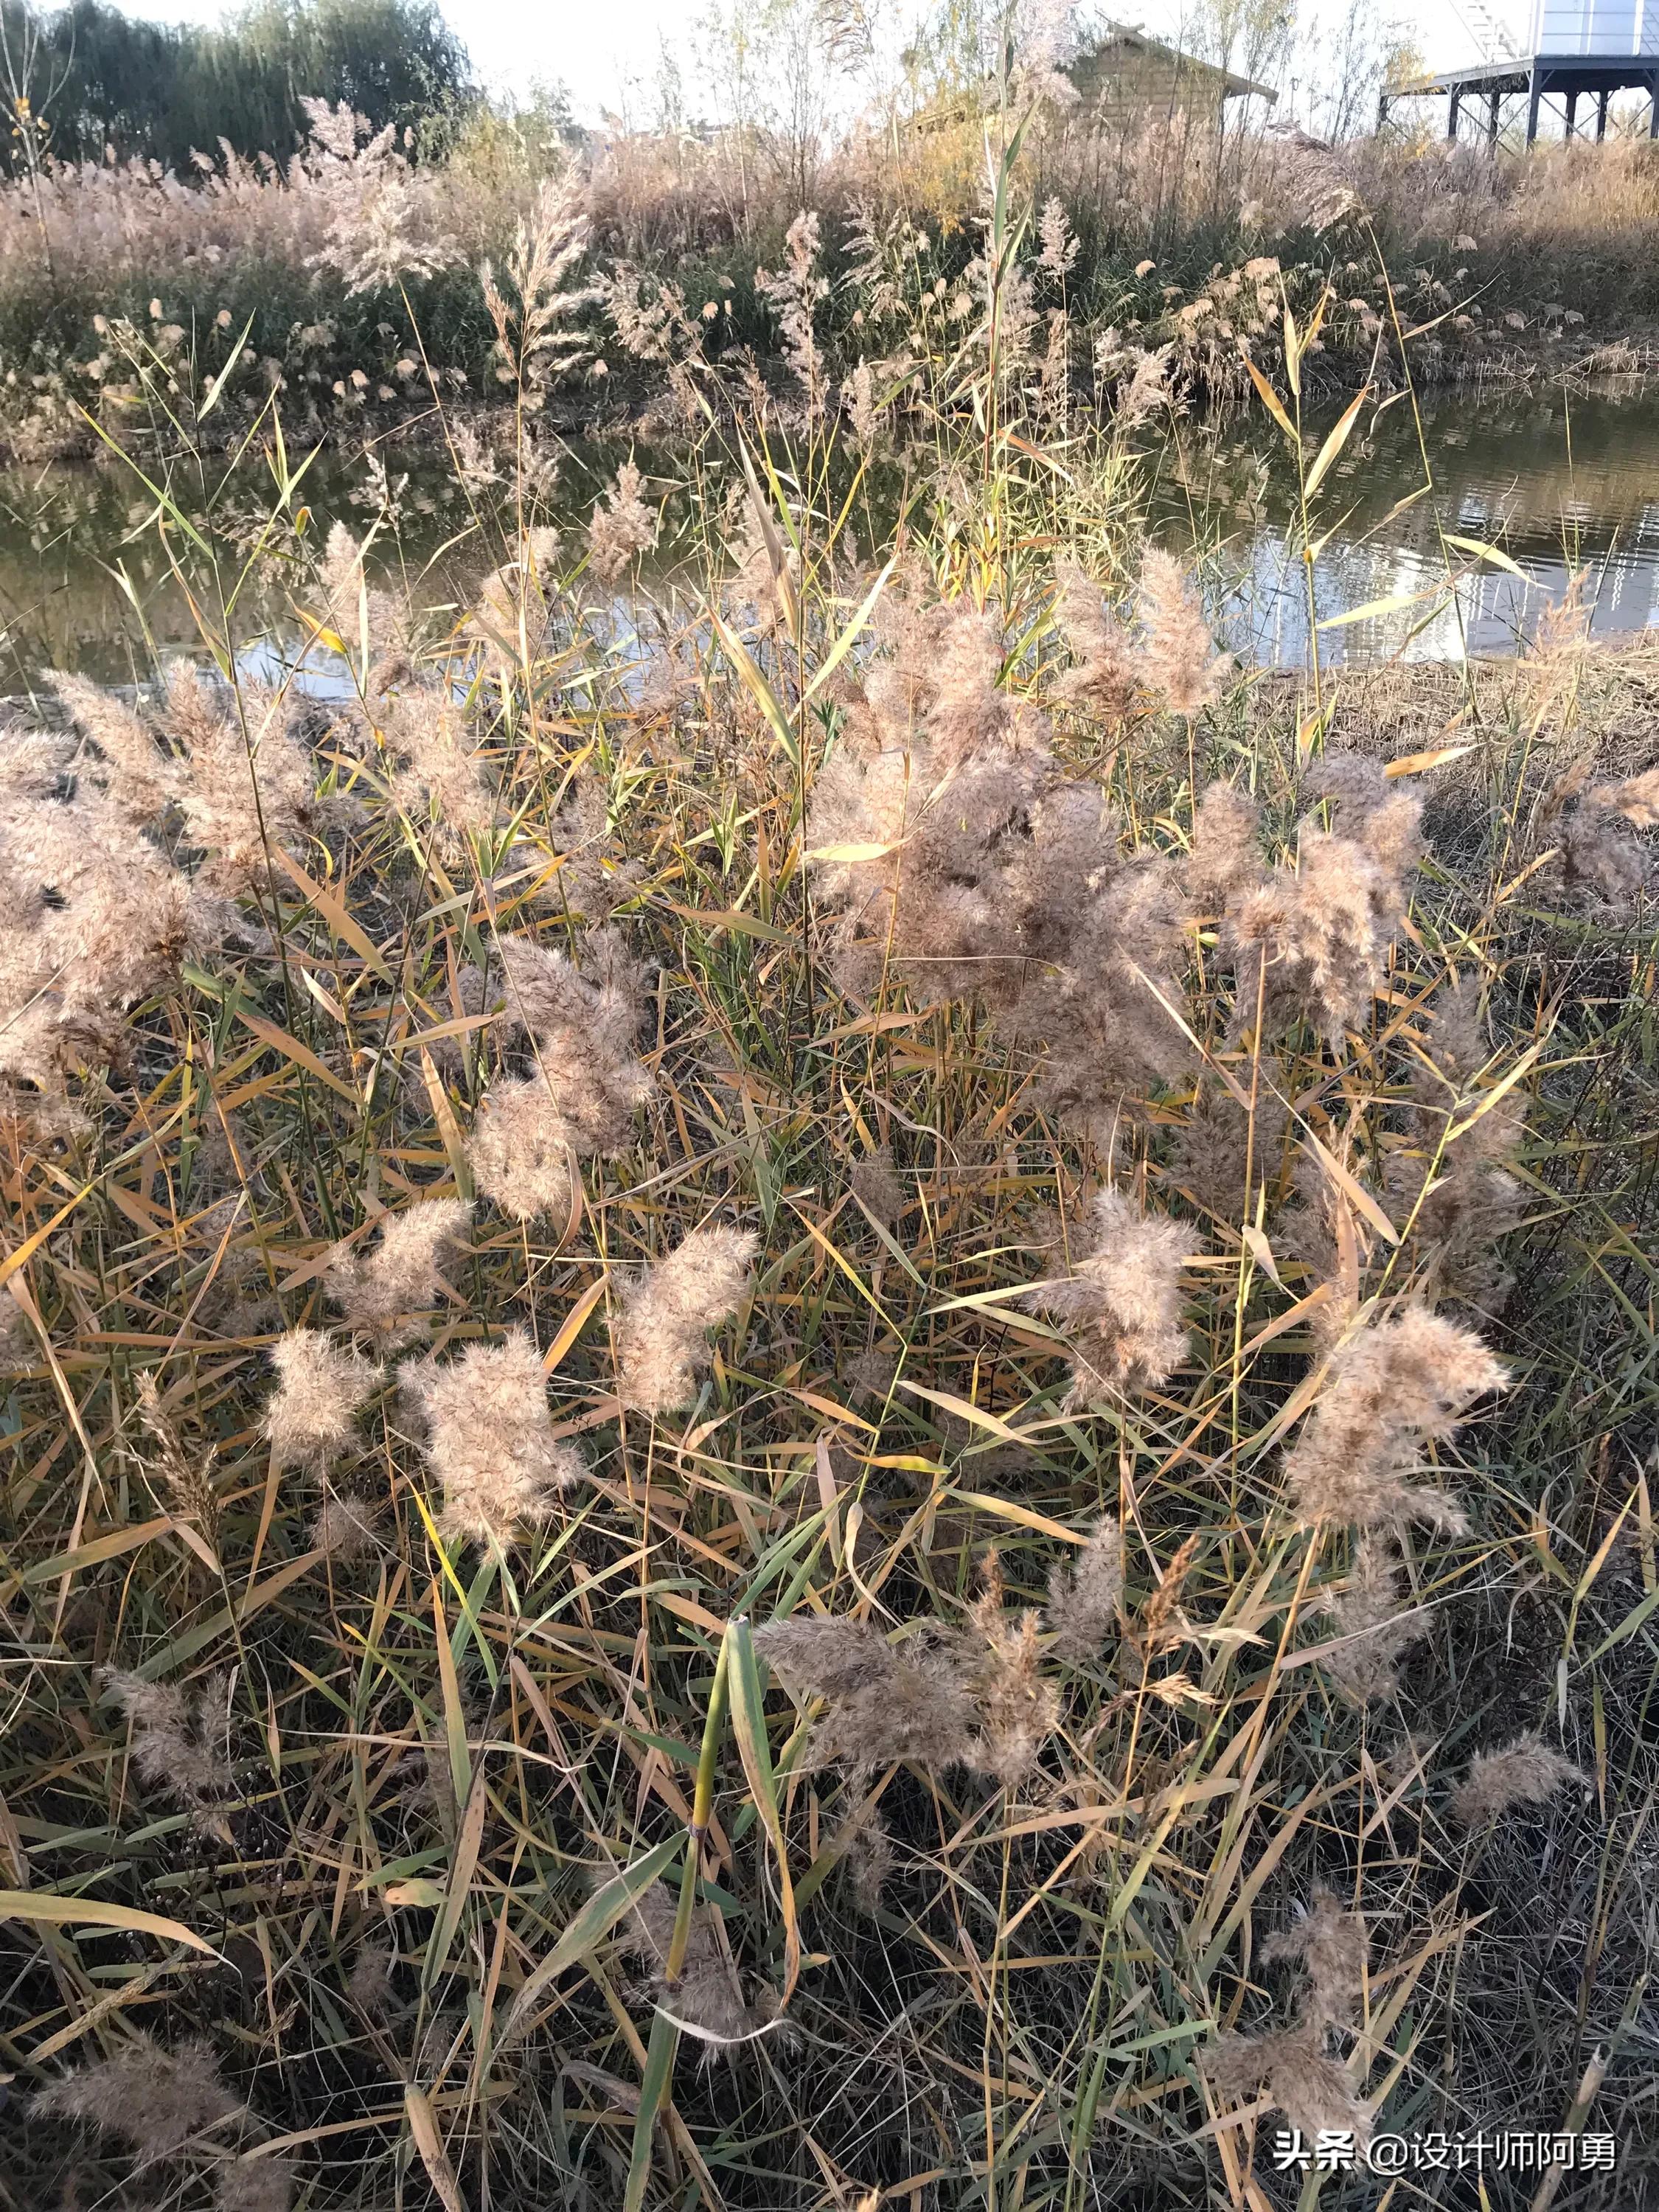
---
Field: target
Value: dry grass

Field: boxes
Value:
[1,158,1657,2212]
[1,86,1658,464]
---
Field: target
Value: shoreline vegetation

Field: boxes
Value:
[0,81,1658,467]
[3,27,1658,2212]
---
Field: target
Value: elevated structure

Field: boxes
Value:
[1380,0,1659,141]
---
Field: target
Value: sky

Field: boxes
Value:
[106,0,1523,121]
[111,0,717,119]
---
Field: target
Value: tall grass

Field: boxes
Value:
[1,127,1657,2212]
[1,88,1658,462]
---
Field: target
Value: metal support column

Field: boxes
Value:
[1597,88,1610,139]
[1652,72,1659,135]
[1526,64,1543,145]
[1565,88,1578,135]
[1489,90,1501,145]
[1449,87,1461,138]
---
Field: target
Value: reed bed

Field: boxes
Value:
[1,145,1657,2212]
[3,88,1659,464]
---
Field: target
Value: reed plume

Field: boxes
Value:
[1283,1303,1508,1532]
[311,1489,383,1562]
[848,1143,905,1226]
[1317,1532,1427,1705]
[547,773,647,920]
[1170,1064,1291,1228]
[806,594,1048,1003]
[1136,548,1231,716]
[754,1616,978,1776]
[1003,853,1194,1142]
[466,1072,576,1223]
[215,2154,295,2212]
[1185,780,1264,909]
[468,526,563,668]
[1045,1519,1125,1661]
[1388,976,1527,1310]
[623,1884,764,2046]
[384,693,498,863]
[757,209,828,417]
[133,1370,219,1535]
[0,720,198,1097]
[50,667,175,815]
[808,580,1203,1143]
[1214,764,1425,1043]
[585,459,658,582]
[103,1669,237,1840]
[1451,1733,1587,1827]
[158,661,330,894]
[1022,1189,1189,1408]
[493,927,653,1157]
[408,1327,585,1548]
[1553,754,1658,906]
[1591,762,1659,826]
[614,1222,756,1415]
[1262,1889,1368,2030]
[324,1197,471,1348]
[968,1555,1061,1787]
[262,1328,379,1470]
[1202,2025,1371,2147]
[36,2037,240,2158]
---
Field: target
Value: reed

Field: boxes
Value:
[2,121,1655,2212]
[0,91,1657,462]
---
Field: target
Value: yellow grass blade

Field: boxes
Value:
[1,1889,221,1959]
[403,2087,466,2212]
[1302,386,1368,501]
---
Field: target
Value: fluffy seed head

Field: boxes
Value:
[1136,548,1231,717]
[1023,1189,1189,1407]
[969,1562,1060,1787]
[1283,1304,1509,1532]
[262,1328,379,1470]
[849,1144,905,1225]
[324,1198,471,1348]
[586,459,658,583]
[467,1073,577,1222]
[754,1615,978,1775]
[1451,1732,1587,1828]
[1203,2025,1371,2148]
[1051,560,1141,721]
[35,2037,240,2160]
[1317,1532,1426,1705]
[0,723,200,1096]
[1046,1519,1125,1662]
[622,1883,762,2045]
[104,1668,236,1838]
[215,2153,296,2212]
[408,1327,585,1548]
[1262,1889,1368,2030]
[494,928,653,1157]
[1186,781,1262,907]
[311,1489,383,1562]
[615,1222,756,1415]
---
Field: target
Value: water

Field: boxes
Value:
[3,378,1657,688]
[1165,378,1659,664]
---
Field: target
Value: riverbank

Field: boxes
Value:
[4,108,1659,465]
[5,355,1655,2205]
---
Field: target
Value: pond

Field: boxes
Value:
[2,376,1656,690]
[1174,376,1659,666]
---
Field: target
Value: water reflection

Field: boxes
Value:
[1166,379,1659,664]
[2,378,1657,684]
